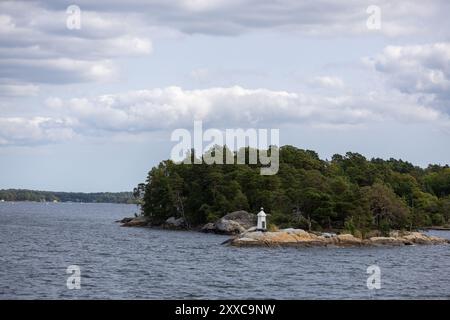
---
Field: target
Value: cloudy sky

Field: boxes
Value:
[1,0,450,192]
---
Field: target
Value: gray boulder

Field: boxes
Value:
[215,218,246,234]
[116,217,133,223]
[222,210,257,229]
[164,216,186,229]
[121,215,150,227]
[321,232,337,238]
[201,222,216,233]
[201,210,257,235]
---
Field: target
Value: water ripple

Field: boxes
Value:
[1,202,450,299]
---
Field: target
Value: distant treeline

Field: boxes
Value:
[139,145,450,235]
[0,189,136,204]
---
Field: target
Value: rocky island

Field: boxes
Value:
[122,146,450,250]
[228,229,449,247]
[118,210,449,248]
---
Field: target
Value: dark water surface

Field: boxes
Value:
[0,202,449,299]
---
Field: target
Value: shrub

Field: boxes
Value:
[344,217,356,235]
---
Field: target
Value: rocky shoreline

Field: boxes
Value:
[118,210,256,234]
[228,229,449,247]
[117,211,450,247]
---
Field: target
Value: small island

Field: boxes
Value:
[120,209,449,247]
[230,229,449,247]
[121,146,450,248]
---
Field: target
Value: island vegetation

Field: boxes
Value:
[0,189,136,204]
[136,145,450,237]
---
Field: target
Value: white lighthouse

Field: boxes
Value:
[257,207,267,231]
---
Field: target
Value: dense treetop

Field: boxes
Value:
[138,145,450,235]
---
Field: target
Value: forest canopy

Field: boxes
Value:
[138,145,450,234]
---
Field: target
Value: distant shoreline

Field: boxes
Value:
[419,226,450,231]
[0,200,137,204]
[0,189,137,204]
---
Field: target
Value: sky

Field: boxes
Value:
[0,0,450,192]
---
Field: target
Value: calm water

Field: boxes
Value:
[0,202,449,299]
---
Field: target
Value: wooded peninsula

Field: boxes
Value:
[136,145,450,236]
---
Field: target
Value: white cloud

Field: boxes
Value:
[1,0,449,86]
[1,85,449,145]
[368,43,450,91]
[310,76,344,89]
[0,57,119,83]
[366,42,450,112]
[0,83,39,96]
[2,1,450,146]
[0,117,76,146]
[81,85,449,129]
[45,97,63,108]
[34,0,450,37]
[190,68,210,82]
[0,2,152,84]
